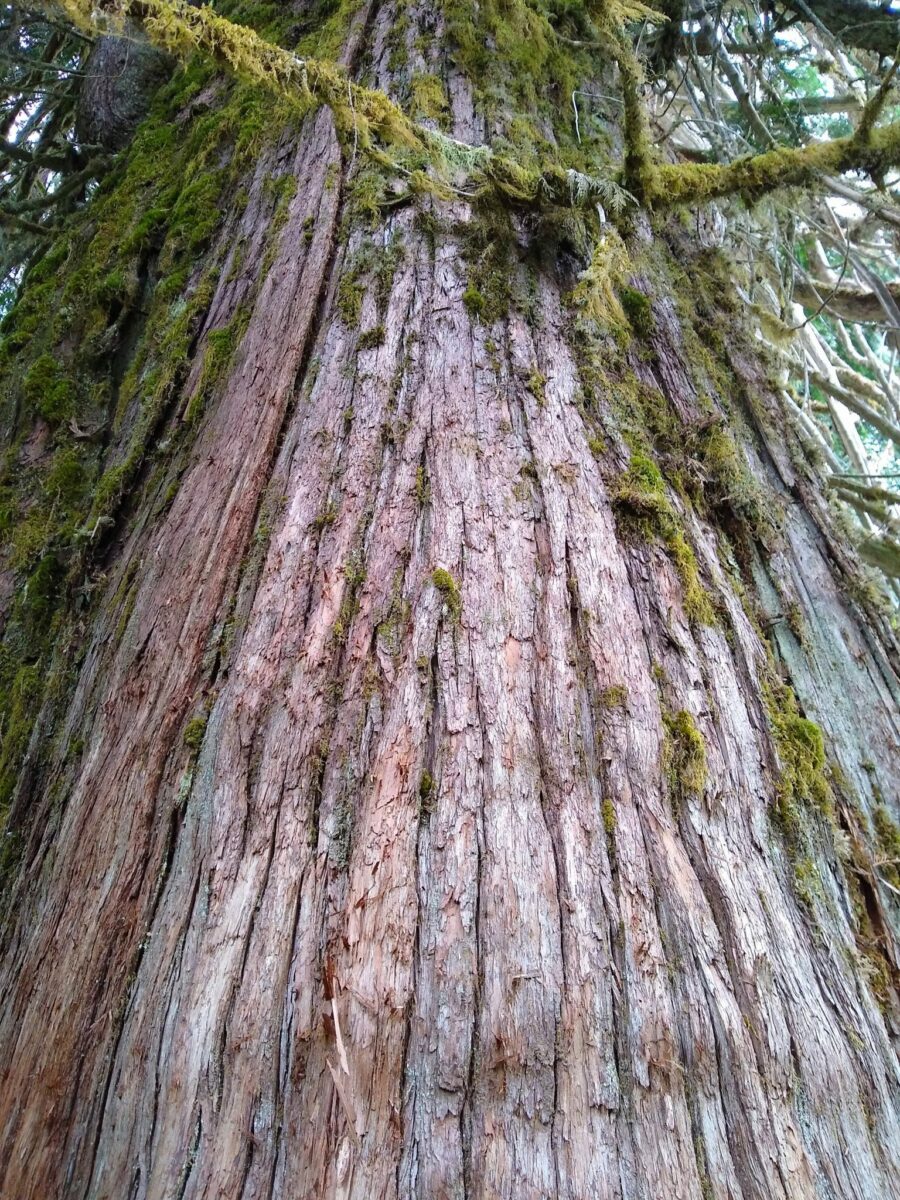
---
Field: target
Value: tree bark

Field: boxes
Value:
[0,5,898,1199]
[76,31,171,151]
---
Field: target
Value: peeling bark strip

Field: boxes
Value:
[1,2,900,1199]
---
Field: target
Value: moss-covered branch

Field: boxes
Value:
[46,0,593,206]
[41,0,640,213]
[585,0,661,197]
[857,532,900,578]
[793,277,900,323]
[53,0,422,149]
[810,370,900,448]
[44,0,900,216]
[786,0,900,59]
[828,477,900,509]
[647,122,900,206]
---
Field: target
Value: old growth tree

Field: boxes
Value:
[0,0,899,1195]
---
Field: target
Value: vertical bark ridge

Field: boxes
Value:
[0,102,346,1199]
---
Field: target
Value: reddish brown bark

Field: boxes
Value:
[0,6,898,1199]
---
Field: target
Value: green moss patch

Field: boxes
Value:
[601,684,628,708]
[618,285,654,339]
[432,567,461,623]
[764,679,832,847]
[0,59,302,865]
[409,73,449,125]
[614,453,715,625]
[664,709,707,809]
[183,715,208,751]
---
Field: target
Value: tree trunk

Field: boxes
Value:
[0,5,898,1199]
[76,32,172,151]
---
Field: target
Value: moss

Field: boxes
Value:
[664,709,707,807]
[373,567,411,662]
[0,54,304,832]
[587,435,606,456]
[0,663,42,807]
[21,554,65,642]
[94,267,131,308]
[602,797,617,836]
[64,0,418,164]
[764,680,832,845]
[648,120,900,207]
[836,811,894,1007]
[183,715,208,751]
[259,172,298,277]
[26,238,71,285]
[669,532,716,626]
[337,236,403,331]
[409,72,449,125]
[792,855,822,912]
[330,789,354,866]
[169,171,227,252]
[419,768,435,813]
[409,209,439,251]
[694,423,775,544]
[614,454,715,625]
[358,324,385,351]
[460,207,516,325]
[312,501,338,532]
[375,236,405,311]
[527,369,546,407]
[343,165,390,231]
[262,171,297,206]
[292,0,369,59]
[387,1,410,72]
[463,283,487,319]
[22,354,77,423]
[634,380,679,447]
[45,448,90,513]
[187,305,251,424]
[614,452,667,517]
[601,684,628,708]
[432,567,461,623]
[332,553,366,645]
[337,270,366,326]
[785,601,805,643]
[415,465,430,505]
[872,804,900,888]
[860,950,892,1008]
[440,0,584,135]
[619,285,655,339]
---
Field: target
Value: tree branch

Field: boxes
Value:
[856,531,900,576]
[38,0,900,219]
[784,0,900,60]
[811,370,900,446]
[794,277,900,322]
[649,121,900,205]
